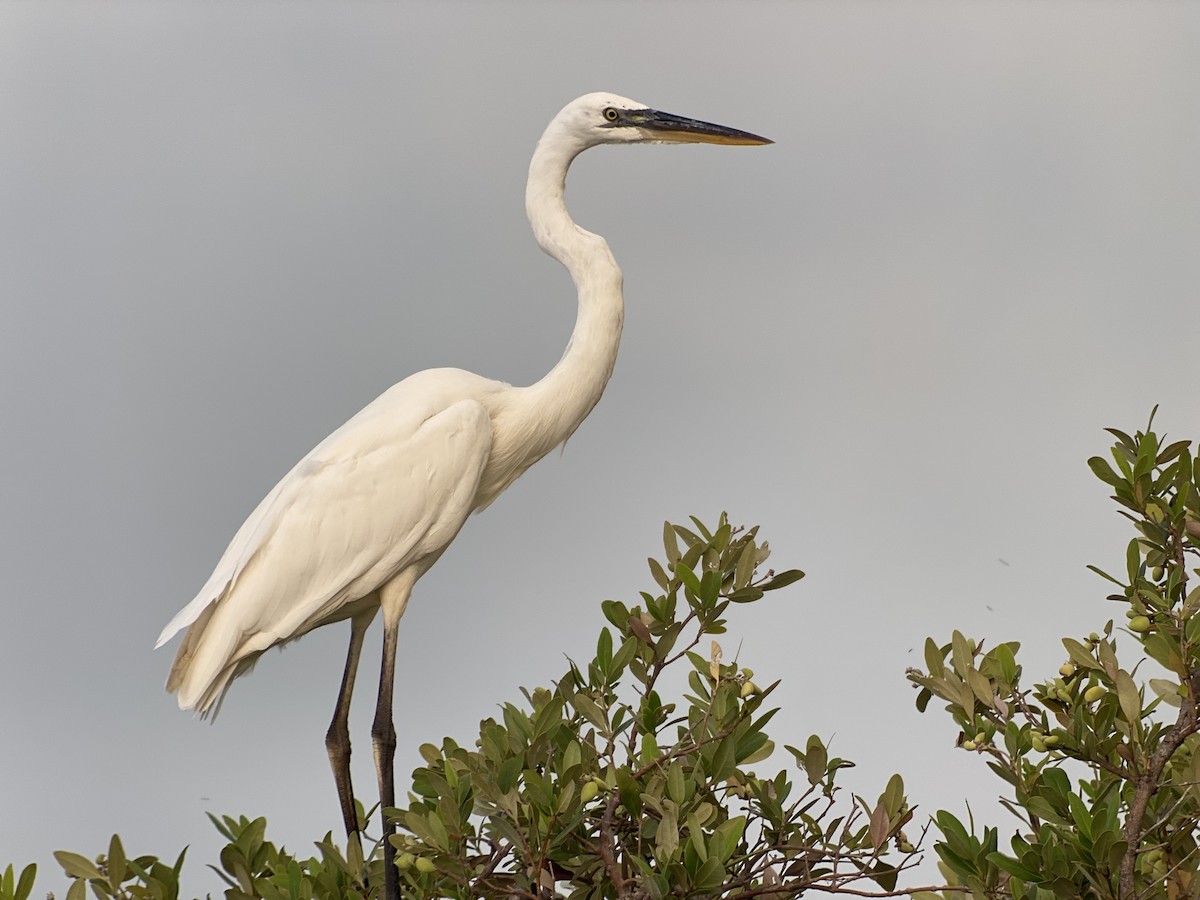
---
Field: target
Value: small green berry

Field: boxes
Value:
[580,781,600,803]
[1059,663,1076,678]
[414,857,437,874]
[1084,685,1107,703]
[1129,615,1152,633]
[740,680,759,698]
[962,740,977,751]
[397,853,415,871]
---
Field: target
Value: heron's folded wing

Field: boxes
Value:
[163,399,493,709]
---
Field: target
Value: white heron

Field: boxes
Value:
[156,91,770,897]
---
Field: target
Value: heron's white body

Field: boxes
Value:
[158,94,631,714]
[155,95,768,897]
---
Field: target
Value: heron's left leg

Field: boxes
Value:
[326,606,376,837]
[372,572,416,900]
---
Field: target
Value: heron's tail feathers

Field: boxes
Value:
[165,598,265,719]
[163,577,262,718]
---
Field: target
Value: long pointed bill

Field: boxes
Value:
[639,109,772,146]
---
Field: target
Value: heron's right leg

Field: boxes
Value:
[372,573,416,900]
[325,608,376,837]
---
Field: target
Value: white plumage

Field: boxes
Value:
[156,92,769,900]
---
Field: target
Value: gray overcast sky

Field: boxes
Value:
[2,1,1198,893]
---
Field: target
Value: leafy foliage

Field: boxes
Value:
[909,411,1200,900]
[18,516,924,900]
[388,514,919,897]
[12,416,1200,899]
[42,817,379,900]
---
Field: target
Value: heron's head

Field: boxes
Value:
[554,92,772,149]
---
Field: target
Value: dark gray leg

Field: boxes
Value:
[325,612,373,836]
[373,575,414,900]
[372,621,400,900]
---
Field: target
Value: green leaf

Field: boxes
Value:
[709,736,737,781]
[1088,456,1125,487]
[967,668,994,707]
[710,816,746,863]
[615,769,642,816]
[345,831,364,876]
[692,857,726,891]
[950,631,975,679]
[609,635,639,676]
[596,627,613,670]
[1067,793,1092,841]
[993,642,1018,684]
[601,599,630,631]
[740,737,775,765]
[734,538,757,589]
[987,853,1042,883]
[1105,427,1136,451]
[676,563,702,598]
[924,638,946,677]
[644,872,670,900]
[641,731,660,766]
[727,587,764,603]
[106,835,126,888]
[1114,669,1141,730]
[760,569,804,591]
[14,865,36,900]
[497,754,523,794]
[1156,439,1191,465]
[647,557,670,591]
[1125,538,1141,582]
[54,854,103,882]
[663,521,681,565]
[881,773,905,817]
[655,802,679,863]
[1062,638,1099,671]
[687,811,708,864]
[666,760,685,805]
[573,692,608,730]
[1148,678,1181,708]
[801,735,827,785]
[66,880,86,900]
[562,739,582,774]
[1086,565,1125,587]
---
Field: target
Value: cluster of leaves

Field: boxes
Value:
[43,817,384,900]
[908,413,1200,900]
[41,836,186,900]
[18,516,924,900]
[22,417,1199,899]
[1,865,37,900]
[388,514,924,898]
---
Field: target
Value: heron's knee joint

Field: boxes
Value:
[371,721,397,751]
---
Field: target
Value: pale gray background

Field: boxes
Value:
[2,1,1198,893]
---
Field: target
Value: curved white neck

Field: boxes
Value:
[516,127,624,457]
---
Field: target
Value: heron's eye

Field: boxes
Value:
[603,107,620,123]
